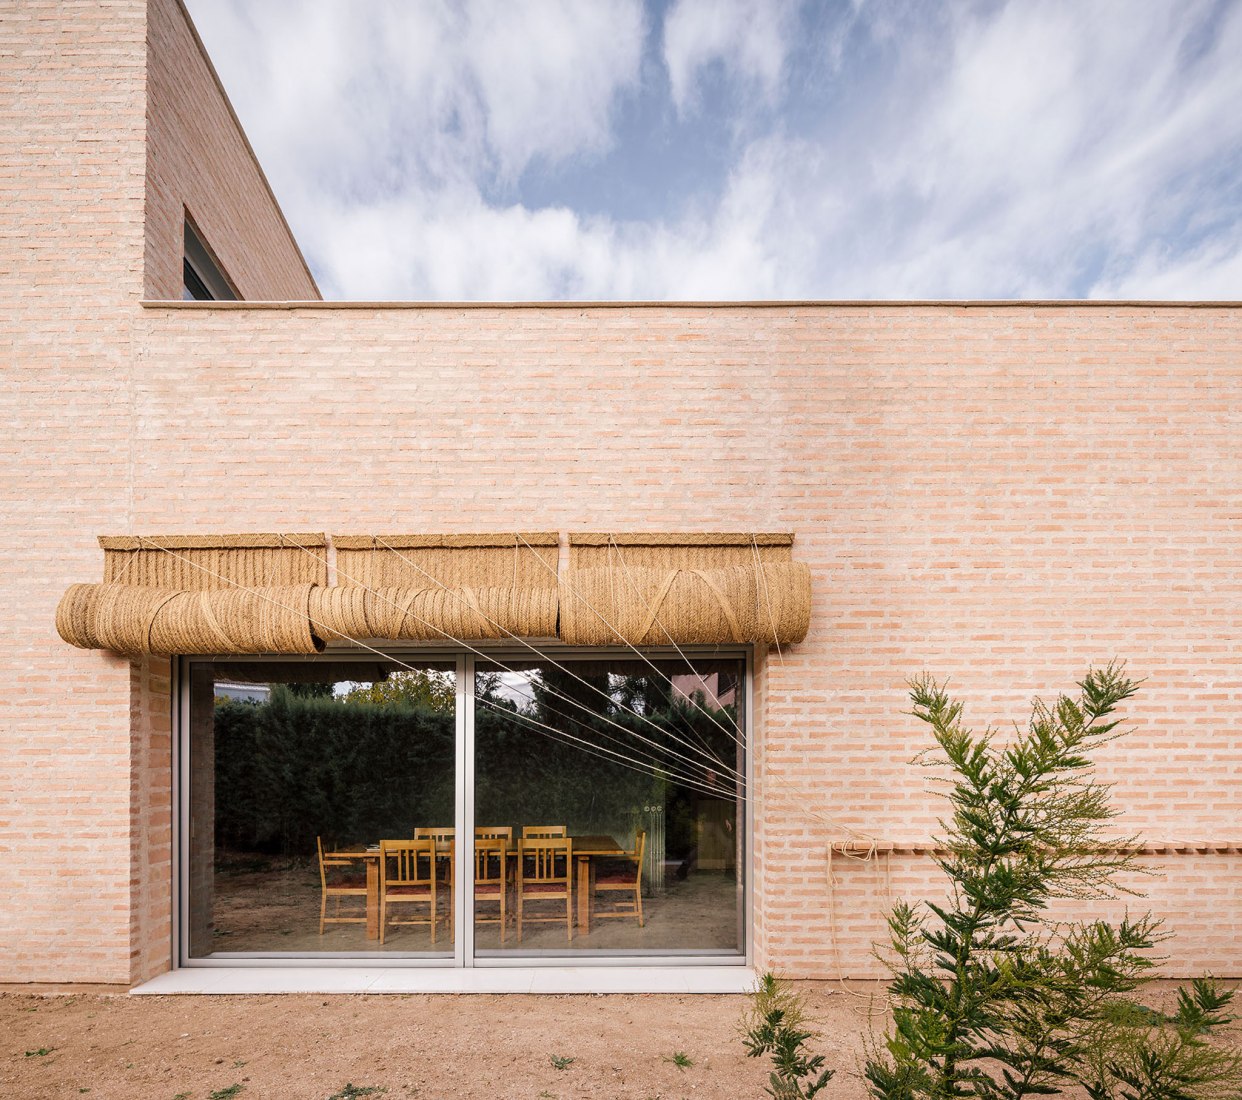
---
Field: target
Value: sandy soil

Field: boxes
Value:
[0,982,881,1100]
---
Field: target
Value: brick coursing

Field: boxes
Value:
[1,0,1240,985]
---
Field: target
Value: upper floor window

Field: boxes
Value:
[182,218,238,301]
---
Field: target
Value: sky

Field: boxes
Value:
[185,0,1242,302]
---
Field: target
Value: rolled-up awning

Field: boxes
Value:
[56,531,811,656]
[558,533,810,647]
[56,582,323,655]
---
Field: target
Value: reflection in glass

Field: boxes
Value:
[187,660,455,958]
[473,657,745,956]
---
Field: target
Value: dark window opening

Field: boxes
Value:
[182,217,238,301]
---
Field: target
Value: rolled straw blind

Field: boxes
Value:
[56,531,811,655]
[324,533,560,640]
[56,583,323,656]
[309,584,557,643]
[568,532,793,570]
[332,533,558,589]
[559,533,810,647]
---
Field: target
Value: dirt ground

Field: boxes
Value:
[0,982,882,1100]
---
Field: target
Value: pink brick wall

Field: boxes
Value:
[125,301,1242,977]
[4,0,1242,986]
[1,0,147,985]
[1,0,309,984]
[143,0,318,301]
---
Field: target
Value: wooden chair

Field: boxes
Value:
[379,838,439,945]
[515,836,573,942]
[521,825,566,838]
[415,826,456,846]
[415,826,456,886]
[473,836,509,943]
[316,836,368,936]
[590,830,646,927]
[475,826,513,842]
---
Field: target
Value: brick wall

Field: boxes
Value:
[0,0,311,984]
[124,301,1241,977]
[143,0,317,301]
[3,0,1241,986]
[0,0,147,985]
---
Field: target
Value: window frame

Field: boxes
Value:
[182,214,239,302]
[173,645,753,973]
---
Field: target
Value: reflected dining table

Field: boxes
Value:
[329,834,626,940]
[325,845,384,939]
[568,835,625,935]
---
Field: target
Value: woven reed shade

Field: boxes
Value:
[310,584,557,642]
[332,533,559,590]
[59,530,813,655]
[568,532,793,571]
[100,534,327,590]
[56,583,323,656]
[562,532,806,645]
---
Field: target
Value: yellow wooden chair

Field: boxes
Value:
[379,838,439,945]
[316,836,368,936]
[475,826,513,842]
[590,830,646,928]
[515,836,573,942]
[473,836,509,943]
[521,824,566,838]
[415,826,456,887]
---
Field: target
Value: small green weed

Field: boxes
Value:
[25,1047,54,1057]
[209,1086,245,1100]
[665,1051,694,1071]
[326,1086,386,1100]
[742,973,833,1100]
[549,1054,575,1070]
[172,1093,190,1100]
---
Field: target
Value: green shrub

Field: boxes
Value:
[865,663,1242,1100]
[743,972,833,1099]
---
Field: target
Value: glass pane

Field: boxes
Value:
[186,659,456,958]
[473,656,745,957]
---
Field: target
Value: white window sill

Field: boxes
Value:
[131,965,757,995]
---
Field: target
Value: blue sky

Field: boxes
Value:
[186,0,1242,301]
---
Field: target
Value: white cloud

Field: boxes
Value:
[1090,238,1242,300]
[185,0,1242,300]
[191,0,644,190]
[662,0,799,116]
[464,0,645,180]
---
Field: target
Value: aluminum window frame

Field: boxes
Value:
[174,644,752,973]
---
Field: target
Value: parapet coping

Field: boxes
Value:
[141,299,1242,311]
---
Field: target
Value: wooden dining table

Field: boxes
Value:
[330,834,625,940]
[326,846,383,940]
[568,834,625,935]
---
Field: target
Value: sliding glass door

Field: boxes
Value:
[181,650,746,965]
[472,656,746,958]
[184,658,457,959]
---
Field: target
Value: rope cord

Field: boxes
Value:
[364,535,743,783]
[136,539,742,798]
[751,534,784,665]
[522,532,745,752]
[294,539,746,795]
[473,693,741,802]
[605,532,746,757]
[127,537,880,841]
